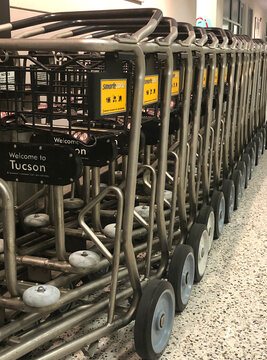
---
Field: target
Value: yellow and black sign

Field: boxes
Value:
[143,75,159,105]
[224,66,228,82]
[171,71,180,96]
[100,79,127,116]
[203,68,207,88]
[214,67,219,85]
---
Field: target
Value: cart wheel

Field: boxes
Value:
[186,223,209,282]
[232,169,242,210]
[196,205,215,251]
[242,153,251,186]
[247,144,255,176]
[237,161,246,195]
[211,191,225,239]
[168,244,195,312]
[222,179,235,223]
[254,137,261,166]
[261,128,266,154]
[134,279,175,360]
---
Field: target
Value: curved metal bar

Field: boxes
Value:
[1,9,162,31]
[78,186,123,262]
[155,17,178,46]
[207,32,219,49]
[0,179,18,297]
[177,22,196,47]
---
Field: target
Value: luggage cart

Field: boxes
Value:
[0,9,186,360]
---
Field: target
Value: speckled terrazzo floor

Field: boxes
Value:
[63,152,267,360]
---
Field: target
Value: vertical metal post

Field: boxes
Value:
[53,186,67,261]
[0,0,10,38]
[0,179,18,297]
[83,166,90,204]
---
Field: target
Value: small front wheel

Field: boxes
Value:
[222,179,235,224]
[197,205,215,251]
[134,279,175,360]
[168,244,195,312]
[232,169,242,210]
[186,223,209,283]
[211,191,225,239]
[242,153,251,186]
[237,161,246,195]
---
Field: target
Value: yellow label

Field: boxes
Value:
[171,71,180,96]
[100,79,127,116]
[224,66,228,82]
[214,67,219,85]
[203,68,207,88]
[143,75,159,105]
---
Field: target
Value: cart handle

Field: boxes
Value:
[206,32,219,49]
[155,17,178,46]
[53,17,177,45]
[176,22,195,46]
[0,8,163,43]
[206,28,228,49]
[224,30,238,50]
[19,18,164,37]
[235,35,250,50]
[194,26,208,47]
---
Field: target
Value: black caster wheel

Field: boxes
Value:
[186,223,209,283]
[254,136,262,166]
[261,128,266,154]
[168,244,194,312]
[222,179,235,224]
[232,169,242,210]
[197,205,215,251]
[242,153,251,186]
[134,279,175,359]
[211,190,225,239]
[237,161,246,195]
[247,143,256,176]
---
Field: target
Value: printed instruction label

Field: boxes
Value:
[100,79,127,116]
[143,75,159,105]
[37,71,48,86]
[224,66,228,82]
[214,67,219,85]
[0,71,15,91]
[203,68,207,87]
[171,71,180,96]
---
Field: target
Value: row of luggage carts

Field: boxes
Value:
[0,8,266,360]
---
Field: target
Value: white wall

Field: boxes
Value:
[197,0,266,39]
[244,0,267,39]
[196,0,217,27]
[10,0,197,25]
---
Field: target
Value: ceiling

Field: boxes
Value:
[253,0,267,13]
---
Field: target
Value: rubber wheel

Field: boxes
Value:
[232,169,242,210]
[237,161,246,195]
[242,153,251,186]
[168,244,195,312]
[196,205,215,251]
[254,137,261,166]
[222,179,235,224]
[247,144,255,176]
[186,223,209,283]
[211,191,225,239]
[261,128,266,154]
[134,279,175,359]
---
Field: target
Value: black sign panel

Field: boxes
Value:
[0,142,82,185]
[31,131,117,167]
